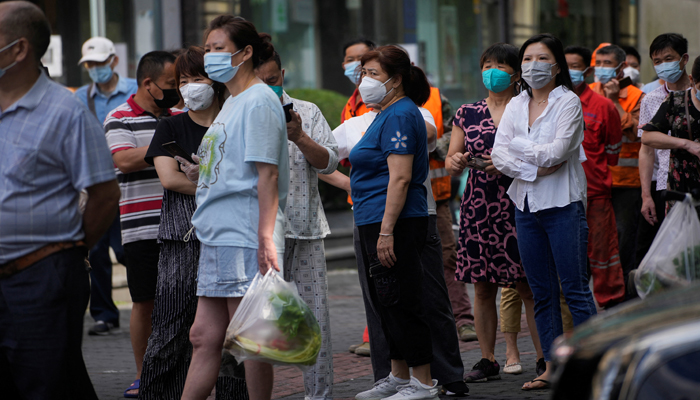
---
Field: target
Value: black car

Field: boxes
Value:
[550,283,700,400]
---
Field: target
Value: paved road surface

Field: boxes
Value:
[83,269,549,400]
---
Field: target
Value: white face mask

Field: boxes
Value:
[358,76,394,104]
[623,66,640,84]
[180,83,215,111]
[521,61,557,90]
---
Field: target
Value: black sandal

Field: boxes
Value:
[522,378,550,391]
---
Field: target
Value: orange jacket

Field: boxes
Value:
[424,87,451,201]
[590,83,644,188]
[340,89,370,124]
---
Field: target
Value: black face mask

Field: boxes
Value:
[149,81,181,109]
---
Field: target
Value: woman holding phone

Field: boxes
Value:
[445,43,543,383]
[142,46,245,400]
[491,33,597,390]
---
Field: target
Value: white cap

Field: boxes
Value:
[78,37,115,65]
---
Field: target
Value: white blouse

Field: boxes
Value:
[491,86,587,213]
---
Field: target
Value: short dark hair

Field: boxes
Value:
[692,55,700,82]
[596,45,626,64]
[649,33,688,59]
[136,50,176,86]
[519,33,574,96]
[564,45,592,68]
[258,50,282,71]
[620,45,641,66]
[361,45,431,106]
[174,46,226,105]
[343,38,376,57]
[204,15,274,69]
[480,43,520,73]
[0,1,51,61]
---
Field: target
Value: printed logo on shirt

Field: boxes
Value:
[197,122,226,188]
[391,131,408,149]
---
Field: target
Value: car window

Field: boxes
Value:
[636,349,700,400]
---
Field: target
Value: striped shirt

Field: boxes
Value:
[104,95,178,244]
[0,71,115,263]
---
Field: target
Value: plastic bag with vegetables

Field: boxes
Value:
[224,270,322,369]
[635,194,700,298]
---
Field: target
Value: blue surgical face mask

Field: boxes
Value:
[204,49,243,83]
[654,58,686,84]
[268,85,283,98]
[0,39,20,79]
[482,68,515,93]
[88,61,114,84]
[595,64,621,84]
[695,88,700,102]
[569,67,589,86]
[344,61,361,85]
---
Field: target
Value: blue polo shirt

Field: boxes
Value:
[0,71,116,263]
[74,74,138,125]
[349,97,428,226]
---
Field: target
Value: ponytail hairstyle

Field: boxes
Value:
[360,45,431,106]
[518,33,574,97]
[174,46,227,107]
[204,15,274,68]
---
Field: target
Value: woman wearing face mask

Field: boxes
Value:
[176,16,287,400]
[445,43,544,383]
[349,45,438,400]
[641,55,700,194]
[491,33,597,391]
[141,46,245,400]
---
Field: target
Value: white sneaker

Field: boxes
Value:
[356,373,407,400]
[382,377,439,400]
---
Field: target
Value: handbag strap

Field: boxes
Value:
[685,89,693,141]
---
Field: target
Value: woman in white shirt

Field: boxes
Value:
[491,33,597,391]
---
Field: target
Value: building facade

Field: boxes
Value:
[19,0,700,107]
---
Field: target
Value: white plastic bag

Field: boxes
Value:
[635,194,700,298]
[223,270,321,368]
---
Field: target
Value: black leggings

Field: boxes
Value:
[358,217,432,367]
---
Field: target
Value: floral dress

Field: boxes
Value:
[454,100,526,285]
[642,89,700,193]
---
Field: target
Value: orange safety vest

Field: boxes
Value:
[589,84,644,188]
[341,89,370,124]
[424,87,451,201]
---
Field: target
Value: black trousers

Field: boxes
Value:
[358,217,432,367]
[0,248,97,400]
[357,216,464,383]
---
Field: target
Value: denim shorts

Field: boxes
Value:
[197,244,260,297]
[197,243,285,297]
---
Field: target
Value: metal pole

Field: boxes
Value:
[89,0,106,37]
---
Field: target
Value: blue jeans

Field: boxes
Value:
[514,200,597,361]
[88,214,123,324]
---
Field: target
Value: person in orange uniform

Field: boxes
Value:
[590,44,645,296]
[340,38,376,124]
[566,45,626,308]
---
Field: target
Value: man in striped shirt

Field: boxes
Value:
[104,50,179,398]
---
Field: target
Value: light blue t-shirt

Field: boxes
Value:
[74,75,138,125]
[192,84,289,248]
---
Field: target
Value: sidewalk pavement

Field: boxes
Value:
[83,269,548,400]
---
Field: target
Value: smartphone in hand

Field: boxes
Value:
[618,76,633,89]
[467,156,489,171]
[283,103,294,123]
[161,141,194,164]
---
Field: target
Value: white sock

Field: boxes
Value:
[412,377,436,389]
[390,373,410,384]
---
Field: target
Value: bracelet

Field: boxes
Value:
[379,233,393,237]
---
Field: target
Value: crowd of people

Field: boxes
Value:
[2,1,700,399]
